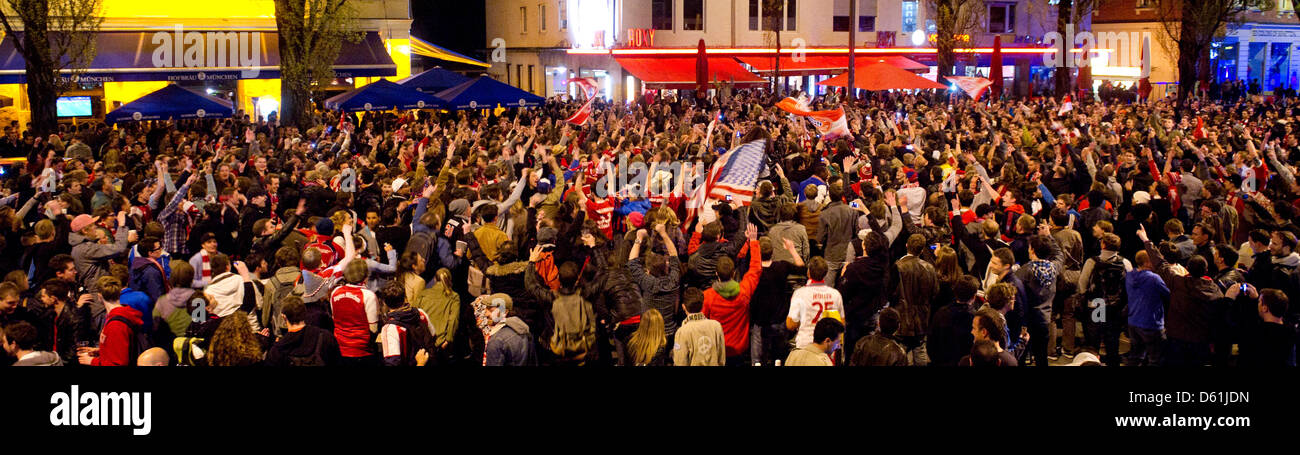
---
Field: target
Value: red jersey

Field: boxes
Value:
[585,197,615,238]
[330,284,379,358]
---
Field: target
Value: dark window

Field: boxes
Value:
[833,16,850,32]
[528,65,535,93]
[749,0,760,30]
[786,0,797,31]
[762,0,782,30]
[988,3,1015,34]
[859,16,874,32]
[684,0,705,30]
[652,0,673,30]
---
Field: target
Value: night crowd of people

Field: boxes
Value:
[0,86,1296,367]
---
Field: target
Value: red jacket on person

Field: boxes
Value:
[702,239,762,357]
[93,305,144,366]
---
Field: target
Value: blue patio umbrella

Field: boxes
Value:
[434,75,545,110]
[398,67,472,94]
[105,84,234,123]
[324,79,443,112]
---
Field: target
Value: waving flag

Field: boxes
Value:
[1058,95,1073,116]
[944,76,993,100]
[683,139,769,231]
[707,139,769,204]
[566,77,600,126]
[775,97,853,141]
[569,77,599,99]
[566,101,594,126]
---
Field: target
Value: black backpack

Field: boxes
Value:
[384,312,438,366]
[1083,255,1127,322]
[287,331,329,367]
[107,315,152,366]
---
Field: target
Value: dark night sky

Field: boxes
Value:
[411,0,487,60]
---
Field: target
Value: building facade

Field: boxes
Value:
[486,0,1069,102]
[1093,0,1300,96]
[0,0,413,128]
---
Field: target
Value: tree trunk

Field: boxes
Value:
[775,29,783,96]
[936,2,955,79]
[1055,0,1074,97]
[1176,7,1199,108]
[280,74,315,130]
[275,0,314,130]
[26,63,57,136]
[21,3,58,137]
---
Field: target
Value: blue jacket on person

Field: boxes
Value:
[1125,269,1169,330]
[129,257,168,305]
[795,176,826,202]
[615,198,651,217]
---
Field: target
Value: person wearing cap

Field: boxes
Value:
[69,210,131,292]
[483,293,536,366]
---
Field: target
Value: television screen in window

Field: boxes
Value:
[56,96,92,117]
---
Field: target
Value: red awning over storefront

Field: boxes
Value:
[738,56,847,76]
[738,55,929,75]
[615,56,766,90]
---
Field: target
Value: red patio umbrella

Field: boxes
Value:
[1078,65,1092,98]
[990,35,1004,100]
[1138,35,1152,101]
[866,56,930,72]
[818,62,946,91]
[695,39,708,97]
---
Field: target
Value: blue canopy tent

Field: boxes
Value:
[435,75,545,110]
[324,79,443,112]
[398,67,471,94]
[105,84,234,123]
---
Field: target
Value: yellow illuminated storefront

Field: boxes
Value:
[0,0,413,128]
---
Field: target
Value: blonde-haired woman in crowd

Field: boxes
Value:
[625,309,668,366]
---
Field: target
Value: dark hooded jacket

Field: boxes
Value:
[264,325,342,366]
[129,256,169,304]
[487,259,540,330]
[838,253,891,333]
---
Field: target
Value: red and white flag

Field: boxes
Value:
[774,97,853,141]
[569,77,599,99]
[944,76,993,100]
[565,77,600,126]
[1058,95,1073,116]
[566,101,594,126]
